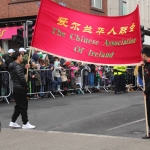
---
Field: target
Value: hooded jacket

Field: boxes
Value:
[8,62,27,89]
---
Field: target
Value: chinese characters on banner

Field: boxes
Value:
[32,0,142,65]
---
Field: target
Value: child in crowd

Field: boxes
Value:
[46,64,58,92]
[95,66,103,89]
[42,54,49,68]
[30,53,39,65]
[29,63,42,99]
[53,57,62,90]
[88,64,95,88]
[60,68,68,91]
[70,62,78,89]
[75,72,82,88]
[83,64,91,91]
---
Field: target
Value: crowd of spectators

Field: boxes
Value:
[0,47,138,103]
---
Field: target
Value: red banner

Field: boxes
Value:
[32,0,142,65]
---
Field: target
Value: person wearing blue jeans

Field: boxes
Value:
[50,80,58,91]
[40,66,46,97]
[46,64,58,92]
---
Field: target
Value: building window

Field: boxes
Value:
[92,0,102,10]
[10,0,38,3]
[123,1,127,15]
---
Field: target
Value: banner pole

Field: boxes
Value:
[142,66,149,137]
[26,47,32,82]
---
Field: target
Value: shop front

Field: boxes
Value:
[0,26,23,52]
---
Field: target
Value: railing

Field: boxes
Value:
[27,69,84,99]
[0,71,11,104]
[0,67,140,103]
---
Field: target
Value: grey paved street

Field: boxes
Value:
[0,91,149,149]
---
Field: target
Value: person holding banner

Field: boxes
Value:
[139,47,150,139]
[8,51,35,129]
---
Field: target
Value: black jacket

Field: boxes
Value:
[46,69,53,82]
[5,54,13,67]
[139,62,150,97]
[8,62,27,89]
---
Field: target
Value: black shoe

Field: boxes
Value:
[52,90,56,93]
[142,135,150,139]
[115,91,119,94]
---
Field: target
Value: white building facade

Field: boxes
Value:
[107,0,150,45]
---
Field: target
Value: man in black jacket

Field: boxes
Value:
[4,49,15,67]
[8,51,35,129]
[139,47,150,139]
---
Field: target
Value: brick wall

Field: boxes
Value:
[0,0,107,19]
[0,0,39,19]
[8,1,39,18]
[0,0,9,19]
[53,0,107,16]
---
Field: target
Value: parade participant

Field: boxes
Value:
[139,47,150,139]
[8,51,35,129]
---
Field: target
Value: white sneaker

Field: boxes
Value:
[9,122,21,128]
[22,122,36,129]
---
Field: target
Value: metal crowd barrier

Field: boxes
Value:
[0,67,139,103]
[0,71,11,104]
[81,67,137,92]
[99,67,137,92]
[27,68,84,99]
[28,69,58,99]
[65,69,84,94]
[125,67,137,91]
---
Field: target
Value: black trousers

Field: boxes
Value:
[114,75,120,92]
[11,88,28,124]
[146,97,150,128]
[121,74,126,91]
